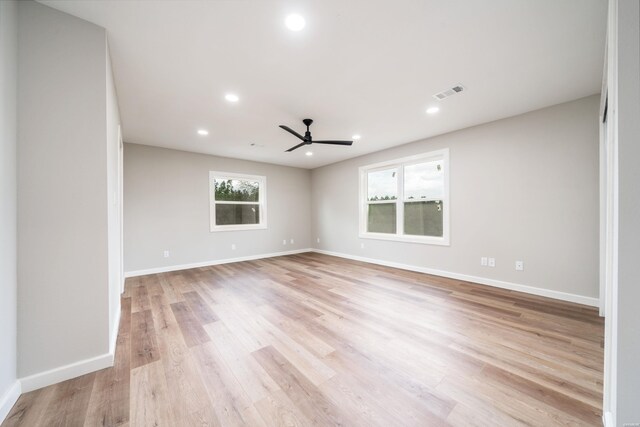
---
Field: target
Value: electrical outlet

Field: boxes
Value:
[317,237,320,243]
[231,244,236,250]
[481,257,488,266]
[515,261,524,271]
[290,239,294,244]
[360,243,365,249]
[488,258,496,267]
[163,250,170,258]
[282,239,287,245]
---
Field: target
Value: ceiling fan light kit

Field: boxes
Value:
[279,118,353,152]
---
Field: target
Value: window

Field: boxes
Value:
[359,149,449,245]
[209,171,267,231]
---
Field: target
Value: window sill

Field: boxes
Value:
[359,232,450,246]
[210,224,267,232]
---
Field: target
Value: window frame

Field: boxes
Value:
[358,149,450,245]
[209,171,267,232]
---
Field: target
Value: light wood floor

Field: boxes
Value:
[3,253,604,426]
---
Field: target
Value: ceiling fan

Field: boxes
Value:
[279,118,353,152]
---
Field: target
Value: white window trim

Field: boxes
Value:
[209,171,267,232]
[358,149,450,246]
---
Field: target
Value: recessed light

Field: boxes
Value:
[305,151,313,156]
[197,129,209,136]
[352,134,361,140]
[285,14,305,31]
[426,107,440,114]
[225,93,239,102]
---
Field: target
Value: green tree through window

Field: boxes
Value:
[214,179,259,202]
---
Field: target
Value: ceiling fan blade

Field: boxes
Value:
[279,125,305,141]
[285,142,307,152]
[313,140,353,146]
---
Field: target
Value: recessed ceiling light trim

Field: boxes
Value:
[197,129,209,135]
[305,151,313,156]
[352,134,361,140]
[426,107,440,114]
[225,93,239,102]
[285,14,306,31]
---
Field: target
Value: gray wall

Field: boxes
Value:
[0,0,18,412]
[17,1,112,378]
[312,95,600,300]
[615,0,640,424]
[124,143,311,273]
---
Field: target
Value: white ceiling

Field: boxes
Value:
[40,0,606,169]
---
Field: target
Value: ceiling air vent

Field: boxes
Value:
[433,84,465,101]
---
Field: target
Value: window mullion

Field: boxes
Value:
[214,201,259,205]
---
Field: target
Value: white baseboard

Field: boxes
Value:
[20,351,114,393]
[0,380,21,424]
[124,248,313,278]
[312,249,599,307]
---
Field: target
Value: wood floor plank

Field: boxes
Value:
[255,320,336,386]
[317,375,413,427]
[151,294,220,426]
[130,309,159,369]
[211,291,336,386]
[121,277,140,299]
[2,387,55,427]
[2,253,604,427]
[130,361,177,427]
[191,341,267,427]
[83,327,131,426]
[211,298,271,352]
[445,401,526,427]
[170,301,210,347]
[156,273,186,303]
[438,370,589,426]
[183,290,219,324]
[145,274,165,297]
[252,345,349,426]
[119,297,132,336]
[38,372,96,426]
[203,321,281,403]
[254,390,312,427]
[321,345,454,425]
[257,304,335,358]
[165,271,195,295]
[479,364,602,424]
[131,283,150,314]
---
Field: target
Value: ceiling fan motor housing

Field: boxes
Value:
[303,119,313,142]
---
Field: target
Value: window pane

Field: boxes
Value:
[367,169,397,201]
[367,203,397,233]
[214,178,260,202]
[404,201,443,237]
[215,204,260,225]
[404,160,444,200]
